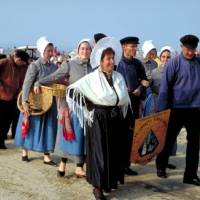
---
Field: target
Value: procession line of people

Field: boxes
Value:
[0,33,200,200]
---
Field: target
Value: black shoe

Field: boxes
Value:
[157,169,167,178]
[44,160,57,166]
[112,184,118,190]
[167,163,176,169]
[103,188,111,193]
[118,179,124,185]
[183,176,200,186]
[22,156,30,162]
[57,170,65,177]
[93,189,106,200]
[194,176,200,182]
[0,145,7,149]
[0,143,7,149]
[124,167,138,176]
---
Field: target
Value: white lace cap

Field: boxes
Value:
[158,46,174,57]
[36,36,51,57]
[90,37,122,69]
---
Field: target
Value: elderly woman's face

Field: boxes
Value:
[160,51,171,64]
[43,45,54,60]
[78,42,91,60]
[101,53,115,73]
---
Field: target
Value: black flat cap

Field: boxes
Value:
[120,36,139,45]
[94,33,107,43]
[180,34,199,49]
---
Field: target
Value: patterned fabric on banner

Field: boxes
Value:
[130,109,171,165]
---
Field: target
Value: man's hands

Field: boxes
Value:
[141,80,149,87]
[132,80,149,97]
[132,89,141,96]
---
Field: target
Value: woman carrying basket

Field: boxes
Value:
[15,37,58,165]
[34,39,92,177]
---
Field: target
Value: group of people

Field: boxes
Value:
[0,33,200,200]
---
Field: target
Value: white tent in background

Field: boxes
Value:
[0,48,4,54]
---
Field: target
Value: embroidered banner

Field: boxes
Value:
[130,109,171,165]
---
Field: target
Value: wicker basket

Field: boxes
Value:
[17,89,53,116]
[17,84,66,116]
[41,84,66,97]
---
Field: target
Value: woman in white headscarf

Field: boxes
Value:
[34,39,92,177]
[142,40,158,83]
[15,37,58,165]
[143,46,173,115]
[66,37,130,200]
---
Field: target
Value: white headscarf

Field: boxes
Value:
[142,40,156,58]
[159,46,173,57]
[36,36,52,57]
[77,38,92,51]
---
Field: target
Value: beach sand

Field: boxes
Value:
[0,129,200,200]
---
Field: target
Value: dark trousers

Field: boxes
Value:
[0,99,19,144]
[124,94,140,168]
[156,108,200,179]
[11,107,19,138]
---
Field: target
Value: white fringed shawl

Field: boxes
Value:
[66,67,131,127]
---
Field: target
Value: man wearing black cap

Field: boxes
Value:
[117,36,149,175]
[156,34,200,186]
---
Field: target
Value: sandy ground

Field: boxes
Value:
[0,128,200,200]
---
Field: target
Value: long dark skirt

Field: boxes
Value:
[86,105,125,190]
